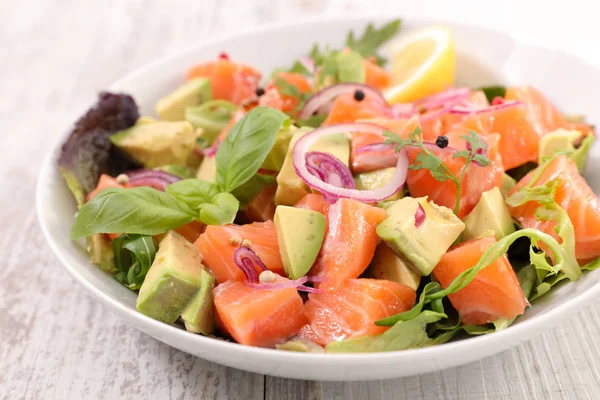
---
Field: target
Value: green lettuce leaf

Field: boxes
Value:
[112,234,157,290]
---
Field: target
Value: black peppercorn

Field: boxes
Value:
[255,87,265,97]
[353,90,365,101]
[436,135,449,148]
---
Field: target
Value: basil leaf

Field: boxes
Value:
[326,311,450,353]
[198,192,239,225]
[215,106,289,193]
[335,50,365,83]
[71,187,195,239]
[112,234,157,290]
[166,179,220,210]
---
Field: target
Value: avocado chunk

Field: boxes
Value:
[136,231,206,324]
[539,128,580,162]
[261,126,296,172]
[156,78,211,121]
[136,116,157,125]
[355,168,404,206]
[180,267,216,335]
[274,206,326,279]
[86,233,115,272]
[111,121,201,168]
[196,154,217,183]
[462,187,515,241]
[370,242,421,290]
[275,128,350,205]
[376,197,465,276]
[500,173,516,198]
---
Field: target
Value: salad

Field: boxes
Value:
[58,19,600,353]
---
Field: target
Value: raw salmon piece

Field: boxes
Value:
[214,280,307,347]
[86,174,126,201]
[505,86,569,136]
[298,278,416,346]
[406,131,504,217]
[323,93,391,125]
[242,184,277,222]
[194,221,284,283]
[351,117,420,173]
[433,236,528,325]
[309,198,387,289]
[466,90,490,107]
[363,58,392,90]
[267,72,313,114]
[174,221,205,243]
[294,194,330,216]
[509,155,600,261]
[186,58,261,105]
[257,88,284,111]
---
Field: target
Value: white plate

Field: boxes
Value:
[37,16,600,381]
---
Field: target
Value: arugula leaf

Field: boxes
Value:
[345,19,402,66]
[478,85,506,103]
[112,234,157,290]
[215,106,289,193]
[71,187,195,239]
[326,311,451,353]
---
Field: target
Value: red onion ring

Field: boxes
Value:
[292,123,408,203]
[306,152,356,189]
[126,169,181,191]
[234,246,267,283]
[450,100,524,115]
[415,203,426,228]
[299,56,316,74]
[245,275,323,292]
[392,103,417,118]
[414,87,471,110]
[298,83,388,120]
[203,140,221,157]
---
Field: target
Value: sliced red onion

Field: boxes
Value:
[126,169,181,191]
[450,100,524,115]
[415,203,426,228]
[298,83,388,120]
[306,152,356,189]
[299,56,316,74]
[203,140,221,157]
[245,275,323,293]
[293,123,408,203]
[414,87,471,110]
[392,103,417,118]
[234,246,267,283]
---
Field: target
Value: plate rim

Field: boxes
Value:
[36,13,600,374]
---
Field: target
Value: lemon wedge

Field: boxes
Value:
[384,27,456,104]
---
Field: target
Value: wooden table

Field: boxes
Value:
[3,0,600,398]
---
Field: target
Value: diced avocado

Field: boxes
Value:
[181,267,216,335]
[110,121,201,168]
[376,197,465,276]
[539,128,581,162]
[462,187,515,241]
[156,78,211,121]
[86,233,115,272]
[136,116,157,125]
[261,126,296,172]
[136,231,205,324]
[196,155,217,183]
[355,168,404,206]
[156,164,196,179]
[276,337,325,353]
[370,243,421,290]
[500,173,516,198]
[274,206,326,279]
[275,128,350,205]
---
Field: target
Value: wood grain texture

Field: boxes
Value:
[1,0,600,399]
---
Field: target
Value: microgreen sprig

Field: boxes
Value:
[384,127,491,215]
